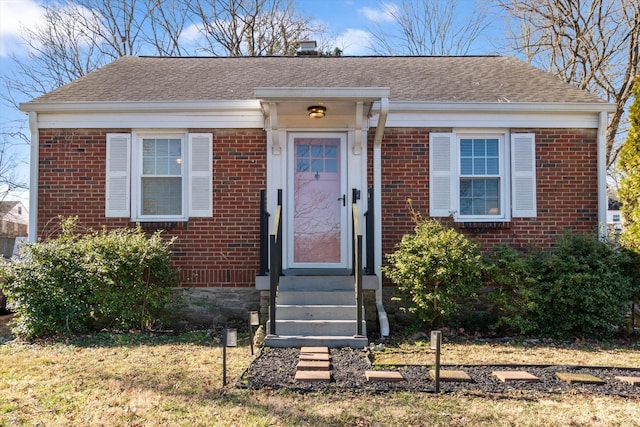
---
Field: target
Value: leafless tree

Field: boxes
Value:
[368,0,492,55]
[0,132,28,202]
[190,0,319,56]
[499,0,640,174]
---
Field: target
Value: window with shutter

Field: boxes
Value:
[105,132,213,220]
[429,131,536,221]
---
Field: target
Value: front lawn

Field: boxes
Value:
[1,331,639,426]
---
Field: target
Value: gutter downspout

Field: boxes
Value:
[597,111,608,241]
[28,112,39,243]
[373,97,389,337]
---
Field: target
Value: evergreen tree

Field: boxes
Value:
[618,75,640,250]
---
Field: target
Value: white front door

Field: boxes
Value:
[287,133,348,269]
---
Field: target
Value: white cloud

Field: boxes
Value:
[0,0,46,57]
[333,28,373,56]
[359,2,398,23]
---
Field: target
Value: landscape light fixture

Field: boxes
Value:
[307,105,326,118]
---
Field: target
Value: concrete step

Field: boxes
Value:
[267,319,366,336]
[277,290,354,305]
[279,275,354,291]
[275,304,360,320]
[265,334,368,349]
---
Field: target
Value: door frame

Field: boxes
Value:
[286,131,349,270]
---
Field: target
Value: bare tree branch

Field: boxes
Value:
[368,0,492,55]
[499,0,640,176]
[190,0,320,56]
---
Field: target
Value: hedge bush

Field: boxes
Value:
[485,233,638,339]
[383,217,482,327]
[1,218,178,339]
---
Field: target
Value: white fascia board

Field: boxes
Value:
[19,99,262,114]
[380,101,616,114]
[367,101,612,129]
[255,87,390,101]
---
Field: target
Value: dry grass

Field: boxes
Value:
[0,329,639,427]
[373,338,640,367]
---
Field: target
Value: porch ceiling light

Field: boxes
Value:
[307,105,326,118]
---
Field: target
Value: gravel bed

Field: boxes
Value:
[239,347,640,397]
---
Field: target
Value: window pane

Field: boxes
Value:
[460,139,472,156]
[459,178,500,216]
[143,138,182,176]
[311,145,323,157]
[473,139,486,156]
[486,139,499,156]
[142,177,182,215]
[461,158,472,175]
[460,179,472,197]
[297,144,309,157]
[297,159,309,172]
[486,158,499,175]
[325,145,337,157]
[474,158,486,174]
[311,159,323,173]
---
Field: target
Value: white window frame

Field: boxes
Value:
[132,131,188,222]
[454,131,510,222]
[106,131,213,221]
[429,130,536,221]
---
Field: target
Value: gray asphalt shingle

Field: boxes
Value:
[28,55,605,104]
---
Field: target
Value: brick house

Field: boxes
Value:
[20,52,614,347]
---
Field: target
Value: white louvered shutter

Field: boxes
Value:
[511,133,537,217]
[429,133,455,217]
[188,133,213,217]
[105,134,131,217]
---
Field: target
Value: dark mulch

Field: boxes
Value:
[239,347,640,397]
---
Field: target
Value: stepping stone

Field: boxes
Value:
[296,360,331,371]
[365,370,404,382]
[300,352,330,361]
[615,376,640,386]
[300,346,329,354]
[556,372,605,385]
[429,369,473,382]
[492,371,540,383]
[294,370,331,382]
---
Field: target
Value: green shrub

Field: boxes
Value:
[382,216,482,327]
[483,245,541,335]
[485,233,638,339]
[1,217,179,339]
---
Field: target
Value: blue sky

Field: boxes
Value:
[0,0,508,206]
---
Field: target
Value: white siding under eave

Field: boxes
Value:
[373,111,601,129]
[34,111,265,129]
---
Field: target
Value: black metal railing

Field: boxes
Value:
[352,189,364,336]
[364,187,375,275]
[259,189,270,276]
[269,189,283,335]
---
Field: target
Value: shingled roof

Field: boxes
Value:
[26,55,605,104]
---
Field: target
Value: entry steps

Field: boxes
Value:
[265,276,367,349]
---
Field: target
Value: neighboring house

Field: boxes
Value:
[608,199,623,232]
[20,49,614,347]
[0,201,28,258]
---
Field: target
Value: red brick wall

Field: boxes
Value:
[370,127,599,259]
[38,126,598,288]
[38,128,266,288]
